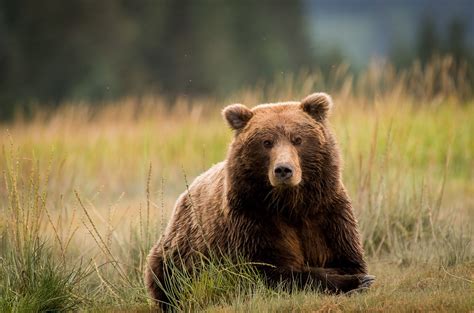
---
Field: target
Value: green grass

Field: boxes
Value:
[0,62,473,311]
[0,158,88,312]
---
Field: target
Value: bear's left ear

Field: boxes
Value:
[222,104,254,131]
[300,92,333,122]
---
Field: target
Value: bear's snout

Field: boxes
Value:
[274,163,294,181]
[268,142,302,187]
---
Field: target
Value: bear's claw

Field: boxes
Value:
[359,274,375,288]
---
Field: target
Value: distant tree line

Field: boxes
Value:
[0,0,321,118]
[391,15,473,68]
[0,0,472,119]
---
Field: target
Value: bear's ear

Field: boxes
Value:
[222,104,253,131]
[300,92,333,122]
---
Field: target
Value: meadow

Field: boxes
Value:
[0,59,473,312]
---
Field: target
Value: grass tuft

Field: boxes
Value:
[0,147,87,312]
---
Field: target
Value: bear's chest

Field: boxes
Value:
[275,218,332,269]
[300,218,333,267]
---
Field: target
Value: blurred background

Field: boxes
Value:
[0,2,473,310]
[0,0,473,119]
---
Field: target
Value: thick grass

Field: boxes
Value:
[0,59,473,311]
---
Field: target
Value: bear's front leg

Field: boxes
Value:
[310,267,375,292]
[258,265,374,293]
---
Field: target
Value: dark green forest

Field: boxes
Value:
[0,0,472,119]
[0,0,317,115]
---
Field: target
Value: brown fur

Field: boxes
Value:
[145,92,372,308]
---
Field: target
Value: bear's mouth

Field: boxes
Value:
[270,180,301,188]
[268,174,302,188]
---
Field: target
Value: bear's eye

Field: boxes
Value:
[263,140,274,148]
[292,137,302,146]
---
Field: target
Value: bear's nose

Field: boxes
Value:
[274,164,293,180]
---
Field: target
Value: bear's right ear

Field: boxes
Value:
[300,92,333,122]
[222,104,253,131]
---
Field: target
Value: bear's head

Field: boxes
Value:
[223,93,341,213]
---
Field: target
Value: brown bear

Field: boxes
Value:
[145,92,374,307]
